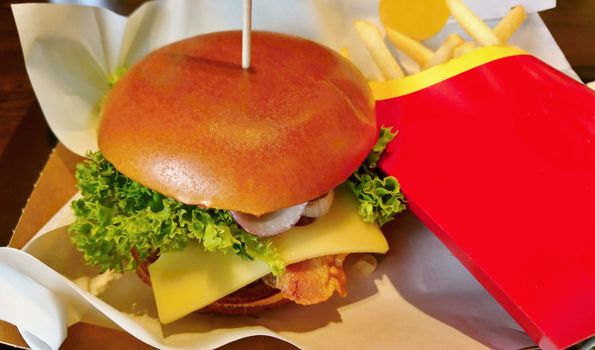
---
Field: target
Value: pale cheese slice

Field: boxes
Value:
[149,187,389,324]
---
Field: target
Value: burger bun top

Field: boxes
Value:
[98,31,376,215]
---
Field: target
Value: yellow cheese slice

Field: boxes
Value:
[149,187,389,324]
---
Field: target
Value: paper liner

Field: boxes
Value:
[1,197,534,350]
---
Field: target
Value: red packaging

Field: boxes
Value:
[374,46,595,350]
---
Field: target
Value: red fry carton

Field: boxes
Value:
[373,46,595,350]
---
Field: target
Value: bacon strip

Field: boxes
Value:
[132,248,159,286]
[264,254,348,305]
[134,247,348,309]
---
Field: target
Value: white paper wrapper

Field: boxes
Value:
[1,197,534,350]
[2,0,576,349]
[12,0,568,156]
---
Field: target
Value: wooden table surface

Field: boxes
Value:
[0,1,593,349]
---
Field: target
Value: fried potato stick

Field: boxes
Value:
[354,21,405,80]
[340,47,350,60]
[425,33,465,68]
[453,41,477,58]
[493,5,527,43]
[445,0,500,46]
[385,27,434,67]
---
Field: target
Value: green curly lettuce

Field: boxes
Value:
[347,126,406,226]
[69,152,284,276]
[108,67,128,88]
[99,67,128,109]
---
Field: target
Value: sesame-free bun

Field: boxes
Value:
[199,280,289,315]
[98,31,376,215]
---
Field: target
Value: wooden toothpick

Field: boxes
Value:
[242,0,252,69]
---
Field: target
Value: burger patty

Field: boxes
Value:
[214,279,280,304]
[199,280,290,315]
[132,247,348,315]
[131,247,159,286]
[132,248,287,315]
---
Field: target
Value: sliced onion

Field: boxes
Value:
[353,254,378,277]
[231,202,307,237]
[303,189,335,218]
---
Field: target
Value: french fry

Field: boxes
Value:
[493,5,527,43]
[424,33,465,68]
[385,27,434,67]
[354,20,405,80]
[445,0,500,46]
[340,47,350,60]
[453,41,477,58]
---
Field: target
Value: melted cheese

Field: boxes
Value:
[149,187,389,324]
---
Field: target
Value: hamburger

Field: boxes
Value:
[70,31,406,323]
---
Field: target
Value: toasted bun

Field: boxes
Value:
[199,280,289,315]
[99,31,376,215]
[201,292,288,316]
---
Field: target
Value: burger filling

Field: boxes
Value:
[134,251,349,313]
[263,254,348,305]
[70,126,405,294]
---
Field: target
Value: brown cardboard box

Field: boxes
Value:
[0,143,297,350]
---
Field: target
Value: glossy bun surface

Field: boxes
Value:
[99,31,376,214]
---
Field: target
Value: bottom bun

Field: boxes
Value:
[200,280,290,315]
